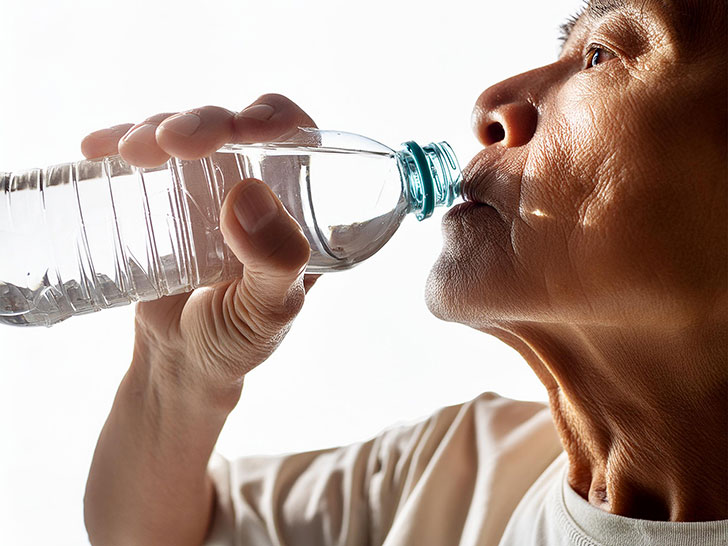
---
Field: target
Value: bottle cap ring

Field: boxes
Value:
[403,141,435,221]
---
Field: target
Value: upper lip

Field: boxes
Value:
[461,150,500,209]
[460,147,522,218]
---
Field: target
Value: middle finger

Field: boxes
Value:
[156,105,237,161]
[118,112,178,168]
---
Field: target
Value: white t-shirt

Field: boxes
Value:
[205,392,728,545]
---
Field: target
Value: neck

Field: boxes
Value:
[489,320,728,522]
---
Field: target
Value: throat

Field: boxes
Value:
[553,388,728,522]
[501,318,728,522]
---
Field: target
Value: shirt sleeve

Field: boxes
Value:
[202,392,555,546]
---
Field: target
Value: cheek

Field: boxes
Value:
[510,135,595,309]
[428,68,724,327]
[425,115,615,326]
[536,106,721,324]
[505,100,646,318]
[515,122,600,255]
[523,102,650,311]
[574,154,726,319]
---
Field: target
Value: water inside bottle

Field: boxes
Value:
[218,143,409,269]
[0,139,409,327]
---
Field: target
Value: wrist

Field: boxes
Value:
[87,348,230,546]
[129,342,244,416]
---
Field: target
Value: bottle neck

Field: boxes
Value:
[396,141,462,221]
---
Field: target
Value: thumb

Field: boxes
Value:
[220,178,311,312]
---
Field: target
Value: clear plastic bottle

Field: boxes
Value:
[0,128,461,327]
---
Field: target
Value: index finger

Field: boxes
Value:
[155,94,318,161]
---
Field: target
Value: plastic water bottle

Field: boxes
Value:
[0,128,461,327]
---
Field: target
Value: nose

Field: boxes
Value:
[472,67,549,148]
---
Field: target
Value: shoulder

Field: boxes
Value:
[469,391,555,437]
[371,391,557,459]
[466,392,560,457]
[427,391,553,437]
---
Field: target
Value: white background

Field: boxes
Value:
[0,1,579,543]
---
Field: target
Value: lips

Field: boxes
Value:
[461,151,499,208]
[460,148,520,216]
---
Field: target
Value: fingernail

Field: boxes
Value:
[160,112,201,137]
[122,124,156,144]
[238,104,275,121]
[92,125,130,140]
[234,182,279,234]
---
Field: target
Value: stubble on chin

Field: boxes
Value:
[425,235,531,330]
[425,247,493,327]
[425,250,458,322]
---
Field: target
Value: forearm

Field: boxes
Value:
[84,357,241,546]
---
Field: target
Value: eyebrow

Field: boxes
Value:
[588,0,626,18]
[559,0,726,59]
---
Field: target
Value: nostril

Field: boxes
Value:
[485,122,505,145]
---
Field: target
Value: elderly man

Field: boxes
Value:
[82,0,727,544]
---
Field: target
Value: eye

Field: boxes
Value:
[584,46,616,69]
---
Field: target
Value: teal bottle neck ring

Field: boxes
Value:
[403,141,435,221]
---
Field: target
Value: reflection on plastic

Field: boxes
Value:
[0,129,461,327]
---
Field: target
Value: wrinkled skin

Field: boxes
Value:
[426,0,727,521]
[82,96,324,545]
[82,3,726,540]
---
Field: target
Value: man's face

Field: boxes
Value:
[426,0,727,331]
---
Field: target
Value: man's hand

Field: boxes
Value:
[82,93,320,401]
[83,94,320,546]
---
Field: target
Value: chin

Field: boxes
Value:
[425,218,526,329]
[425,252,461,323]
[425,246,499,328]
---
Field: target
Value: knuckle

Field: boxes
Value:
[227,284,291,346]
[282,281,306,316]
[269,228,311,273]
[188,278,306,380]
[253,216,309,259]
[242,275,303,325]
[198,287,264,375]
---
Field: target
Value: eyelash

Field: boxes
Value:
[583,44,617,69]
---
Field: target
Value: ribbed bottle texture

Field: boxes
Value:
[0,154,242,327]
[0,129,461,327]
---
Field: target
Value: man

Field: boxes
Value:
[82,0,727,544]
